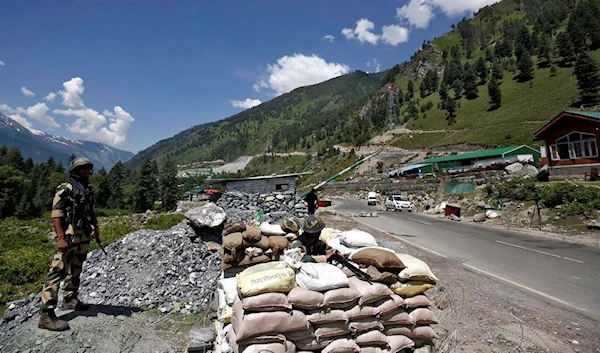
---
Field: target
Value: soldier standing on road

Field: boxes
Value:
[376,190,384,211]
[304,188,319,215]
[38,157,100,331]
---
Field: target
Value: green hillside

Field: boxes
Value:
[386,0,600,149]
[128,0,600,175]
[126,71,385,169]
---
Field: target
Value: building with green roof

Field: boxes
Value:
[404,145,540,174]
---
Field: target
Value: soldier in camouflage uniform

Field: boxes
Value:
[38,157,100,331]
[288,215,331,263]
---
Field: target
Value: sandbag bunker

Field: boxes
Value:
[214,222,439,353]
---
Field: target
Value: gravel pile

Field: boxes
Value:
[1,220,221,333]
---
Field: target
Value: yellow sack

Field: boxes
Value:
[320,228,342,246]
[236,261,296,297]
[389,281,434,298]
[218,304,233,323]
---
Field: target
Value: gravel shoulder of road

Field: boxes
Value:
[320,212,600,353]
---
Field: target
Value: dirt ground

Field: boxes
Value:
[320,213,600,353]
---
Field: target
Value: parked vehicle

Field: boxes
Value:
[367,191,378,206]
[385,195,413,212]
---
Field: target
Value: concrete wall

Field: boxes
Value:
[225,177,296,194]
[549,164,600,181]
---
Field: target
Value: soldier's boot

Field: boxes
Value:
[38,310,70,331]
[62,297,89,311]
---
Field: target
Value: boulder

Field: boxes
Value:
[473,213,486,222]
[505,163,523,174]
[516,164,539,179]
[185,203,227,228]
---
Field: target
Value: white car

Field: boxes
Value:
[367,191,378,206]
[385,195,413,212]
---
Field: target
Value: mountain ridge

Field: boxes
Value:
[0,113,134,170]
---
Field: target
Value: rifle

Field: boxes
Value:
[66,192,107,255]
[90,224,108,255]
[327,251,373,284]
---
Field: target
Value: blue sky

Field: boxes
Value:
[0,0,499,153]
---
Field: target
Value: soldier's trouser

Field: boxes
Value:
[40,233,90,311]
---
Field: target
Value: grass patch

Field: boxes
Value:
[144,214,186,231]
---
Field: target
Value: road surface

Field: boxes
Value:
[330,199,600,322]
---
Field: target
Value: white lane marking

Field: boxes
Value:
[463,264,586,311]
[406,218,432,226]
[496,240,584,264]
[345,213,447,258]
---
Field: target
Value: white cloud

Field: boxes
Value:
[381,25,410,46]
[55,106,134,146]
[396,0,501,30]
[59,77,85,108]
[0,60,5,66]
[21,86,35,97]
[22,102,60,128]
[45,92,57,102]
[366,59,382,73]
[430,0,501,16]
[397,0,435,28]
[254,54,351,96]
[322,34,335,42]
[231,98,262,109]
[0,102,59,128]
[342,18,380,45]
[0,103,16,114]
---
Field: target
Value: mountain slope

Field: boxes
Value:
[126,70,385,169]
[129,0,599,174]
[376,0,596,150]
[0,113,134,169]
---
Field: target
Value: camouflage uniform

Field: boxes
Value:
[40,180,97,311]
[289,238,328,263]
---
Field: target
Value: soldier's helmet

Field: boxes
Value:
[281,216,302,233]
[303,215,325,234]
[69,157,94,173]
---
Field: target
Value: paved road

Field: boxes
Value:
[330,199,600,322]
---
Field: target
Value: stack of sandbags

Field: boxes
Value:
[221,222,291,270]
[321,229,379,256]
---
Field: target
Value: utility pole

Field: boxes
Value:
[386,85,398,131]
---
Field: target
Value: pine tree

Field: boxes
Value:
[134,159,159,212]
[488,76,502,110]
[407,80,415,99]
[485,47,494,62]
[439,82,449,106]
[492,61,504,81]
[463,63,479,99]
[424,70,439,94]
[419,81,427,98]
[451,79,463,99]
[159,159,179,211]
[537,34,553,67]
[444,98,457,125]
[106,161,126,209]
[557,32,576,66]
[574,51,600,105]
[517,51,534,82]
[475,57,488,85]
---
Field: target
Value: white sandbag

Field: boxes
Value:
[328,237,358,256]
[217,288,227,310]
[395,253,438,283]
[218,277,238,305]
[339,229,378,248]
[214,324,233,353]
[320,228,342,244]
[296,262,349,292]
[260,222,286,236]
